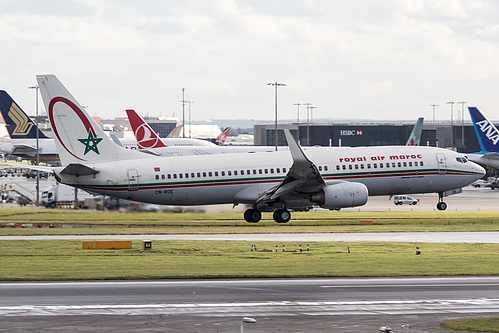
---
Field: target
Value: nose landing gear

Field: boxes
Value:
[436,192,447,211]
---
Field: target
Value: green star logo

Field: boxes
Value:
[78,130,103,155]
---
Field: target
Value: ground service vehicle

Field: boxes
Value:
[393,195,419,205]
[41,184,93,208]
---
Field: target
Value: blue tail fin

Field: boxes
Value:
[0,90,49,139]
[469,106,499,153]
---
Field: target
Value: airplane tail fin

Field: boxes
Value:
[406,117,424,146]
[126,109,167,149]
[469,107,499,153]
[0,90,49,139]
[215,127,231,145]
[36,74,140,166]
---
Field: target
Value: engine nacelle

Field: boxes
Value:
[310,182,368,210]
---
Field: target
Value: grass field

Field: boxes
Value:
[1,209,499,235]
[2,239,499,280]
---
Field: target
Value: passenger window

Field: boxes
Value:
[420,161,424,166]
[409,162,412,167]
[379,163,383,168]
[228,171,231,176]
[392,163,396,167]
[403,162,407,167]
[319,166,323,171]
[253,170,257,175]
[283,168,286,173]
[361,164,364,169]
[203,172,206,177]
[342,165,346,170]
[155,175,159,180]
[324,166,328,171]
[349,165,352,170]
[264,169,268,174]
[367,164,371,169]
[179,174,183,178]
[276,168,280,173]
[168,174,171,179]
[173,174,177,179]
[398,162,401,167]
[373,163,377,168]
[161,174,165,179]
[355,164,359,169]
[414,162,418,167]
[208,172,212,177]
[185,173,189,178]
[336,165,340,170]
[221,171,225,176]
[214,171,218,176]
[191,173,195,178]
[270,168,274,174]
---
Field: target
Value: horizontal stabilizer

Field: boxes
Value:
[59,163,99,176]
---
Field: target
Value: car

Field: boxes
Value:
[472,179,491,188]
[393,195,419,205]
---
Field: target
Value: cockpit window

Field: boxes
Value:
[456,157,468,163]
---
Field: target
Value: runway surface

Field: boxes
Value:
[1,277,498,332]
[3,231,499,243]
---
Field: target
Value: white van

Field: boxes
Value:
[393,195,419,205]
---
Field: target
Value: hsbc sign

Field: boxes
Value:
[340,130,363,136]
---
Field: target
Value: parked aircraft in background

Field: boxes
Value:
[406,117,424,146]
[36,74,483,222]
[125,109,279,155]
[467,107,499,169]
[0,91,59,165]
[216,127,231,145]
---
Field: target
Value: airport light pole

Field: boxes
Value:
[293,103,301,124]
[303,103,311,146]
[458,101,466,147]
[430,104,438,122]
[28,85,40,206]
[267,82,286,151]
[446,101,454,147]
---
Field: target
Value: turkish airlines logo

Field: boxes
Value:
[476,119,499,145]
[134,123,162,149]
[8,102,33,136]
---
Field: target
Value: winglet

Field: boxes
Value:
[469,107,499,153]
[284,129,311,164]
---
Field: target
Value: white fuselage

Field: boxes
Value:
[56,145,484,208]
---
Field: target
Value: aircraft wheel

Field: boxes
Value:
[273,209,291,223]
[244,209,261,223]
[436,202,447,211]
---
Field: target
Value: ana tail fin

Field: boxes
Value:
[0,90,49,139]
[126,109,167,149]
[406,117,423,146]
[469,106,499,153]
[36,74,141,165]
[215,127,230,145]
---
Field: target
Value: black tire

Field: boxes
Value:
[244,209,261,223]
[436,202,447,211]
[49,202,56,209]
[273,209,291,223]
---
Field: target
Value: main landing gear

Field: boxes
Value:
[243,208,291,223]
[436,192,447,211]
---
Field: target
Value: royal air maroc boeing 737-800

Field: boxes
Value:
[36,74,484,222]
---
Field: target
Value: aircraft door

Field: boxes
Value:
[127,169,139,191]
[436,153,447,175]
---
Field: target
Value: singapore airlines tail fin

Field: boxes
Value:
[469,107,499,153]
[406,117,424,146]
[36,74,141,167]
[215,127,230,145]
[126,109,167,149]
[0,90,50,139]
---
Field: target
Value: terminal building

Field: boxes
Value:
[254,121,483,154]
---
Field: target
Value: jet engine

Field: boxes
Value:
[309,182,368,210]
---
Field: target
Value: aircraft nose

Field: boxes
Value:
[473,162,486,177]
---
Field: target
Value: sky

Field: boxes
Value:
[2,0,499,123]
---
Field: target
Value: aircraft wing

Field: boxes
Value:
[484,152,499,159]
[257,130,326,203]
[1,163,54,173]
[10,144,39,155]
